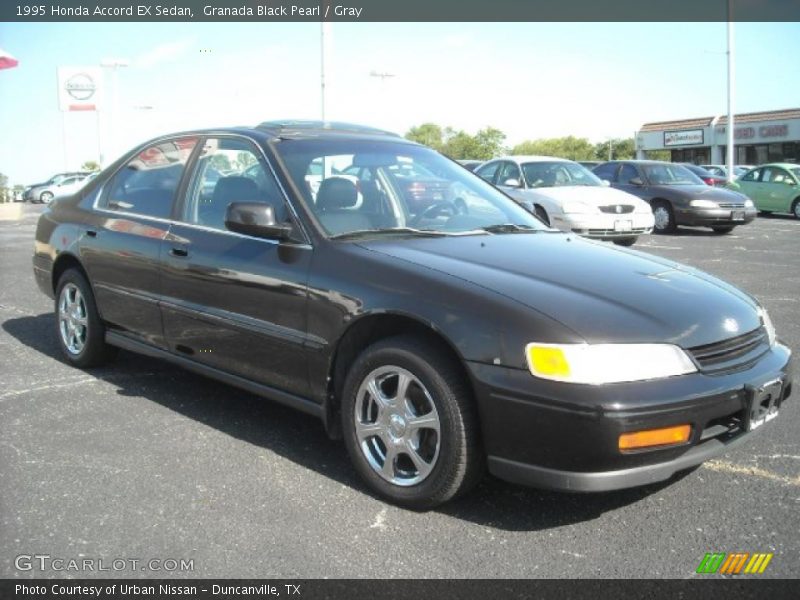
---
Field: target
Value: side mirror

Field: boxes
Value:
[225,202,292,241]
[601,179,611,187]
[502,177,522,188]
[629,177,644,186]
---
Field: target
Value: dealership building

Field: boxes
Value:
[635,108,800,165]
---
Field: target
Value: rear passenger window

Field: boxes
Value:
[101,138,198,218]
[593,163,617,181]
[618,164,640,184]
[740,168,761,182]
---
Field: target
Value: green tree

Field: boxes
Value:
[81,160,101,172]
[0,172,8,202]
[511,136,596,161]
[405,123,444,152]
[236,152,257,171]
[406,123,507,160]
[594,138,636,161]
[209,154,232,172]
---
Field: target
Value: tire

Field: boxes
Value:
[40,192,53,204]
[534,205,550,226]
[55,268,118,368]
[711,226,734,234]
[341,335,483,509]
[652,200,676,234]
[613,237,637,247]
[792,198,800,220]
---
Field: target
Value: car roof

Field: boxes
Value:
[760,162,799,169]
[500,155,574,164]
[255,120,405,141]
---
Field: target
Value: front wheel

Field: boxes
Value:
[652,201,676,234]
[55,268,118,368]
[341,335,483,509]
[613,237,637,247]
[792,198,800,220]
[711,226,734,234]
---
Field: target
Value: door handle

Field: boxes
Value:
[85,229,97,238]
[170,246,189,258]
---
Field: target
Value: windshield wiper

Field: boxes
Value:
[478,223,542,234]
[330,227,453,240]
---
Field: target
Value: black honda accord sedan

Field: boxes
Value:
[33,121,792,508]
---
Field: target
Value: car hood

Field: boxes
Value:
[522,185,649,208]
[649,184,747,201]
[358,233,760,347]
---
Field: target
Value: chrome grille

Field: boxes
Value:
[717,203,745,209]
[598,205,635,214]
[688,326,769,372]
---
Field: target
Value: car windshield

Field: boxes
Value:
[273,139,548,238]
[642,164,704,185]
[521,161,602,188]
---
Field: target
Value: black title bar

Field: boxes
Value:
[3,0,800,22]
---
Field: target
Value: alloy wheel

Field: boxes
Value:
[653,206,671,230]
[58,283,88,355]
[354,366,441,487]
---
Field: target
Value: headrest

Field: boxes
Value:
[317,177,358,211]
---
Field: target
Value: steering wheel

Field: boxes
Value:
[409,201,458,226]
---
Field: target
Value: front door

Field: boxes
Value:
[159,136,313,397]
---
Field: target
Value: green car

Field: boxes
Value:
[729,163,800,218]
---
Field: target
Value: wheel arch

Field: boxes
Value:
[323,311,474,439]
[51,252,89,295]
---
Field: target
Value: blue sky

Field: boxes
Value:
[1,21,799,185]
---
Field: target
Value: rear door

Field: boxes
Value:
[81,137,198,348]
[736,168,764,209]
[159,136,313,397]
[614,163,649,202]
[762,167,796,212]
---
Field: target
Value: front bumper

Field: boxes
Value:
[551,212,655,240]
[469,343,792,492]
[676,206,757,227]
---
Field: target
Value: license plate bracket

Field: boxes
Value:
[732,210,746,221]
[743,378,783,431]
[614,220,632,232]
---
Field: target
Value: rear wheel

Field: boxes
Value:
[40,191,53,204]
[652,200,676,234]
[711,226,734,234]
[792,198,800,220]
[613,237,637,247]
[55,268,118,368]
[341,335,483,509]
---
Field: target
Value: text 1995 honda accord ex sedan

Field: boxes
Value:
[33,121,792,508]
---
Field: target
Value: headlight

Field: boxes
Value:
[562,200,593,214]
[758,307,777,346]
[689,199,718,208]
[525,343,697,385]
[744,199,754,208]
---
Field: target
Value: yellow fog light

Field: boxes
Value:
[619,424,691,451]
[527,345,571,378]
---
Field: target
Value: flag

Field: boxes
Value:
[0,48,19,70]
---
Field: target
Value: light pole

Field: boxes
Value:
[320,23,331,121]
[725,1,735,183]
[100,58,130,163]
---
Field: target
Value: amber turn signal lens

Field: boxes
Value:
[618,424,691,451]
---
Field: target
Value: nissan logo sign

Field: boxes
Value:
[65,73,96,101]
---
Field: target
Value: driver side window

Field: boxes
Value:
[497,162,522,186]
[182,137,289,232]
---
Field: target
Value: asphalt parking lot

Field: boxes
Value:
[1,202,798,579]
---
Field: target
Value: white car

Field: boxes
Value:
[38,173,96,204]
[476,156,655,246]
